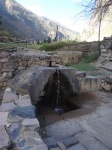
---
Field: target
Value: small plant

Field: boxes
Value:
[40,41,67,51]
[83,51,100,63]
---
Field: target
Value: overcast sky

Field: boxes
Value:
[16,0,88,32]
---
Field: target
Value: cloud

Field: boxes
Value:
[26,5,44,16]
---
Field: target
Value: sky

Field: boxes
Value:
[16,0,88,33]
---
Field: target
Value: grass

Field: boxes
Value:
[27,44,42,50]
[0,43,42,49]
[70,61,98,71]
[40,41,78,51]
[69,51,100,76]
[0,43,27,49]
[40,41,68,51]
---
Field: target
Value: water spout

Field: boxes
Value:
[53,70,64,114]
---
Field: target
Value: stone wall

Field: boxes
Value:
[0,87,48,150]
[0,47,82,93]
[97,37,112,67]
[57,41,100,52]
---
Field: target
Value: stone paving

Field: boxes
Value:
[42,91,112,150]
[0,87,112,149]
[0,88,47,150]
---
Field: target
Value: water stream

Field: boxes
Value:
[53,70,64,114]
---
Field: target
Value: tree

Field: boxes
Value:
[76,0,112,41]
[48,36,51,43]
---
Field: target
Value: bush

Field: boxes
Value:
[83,51,100,63]
[40,41,68,51]
[0,30,11,37]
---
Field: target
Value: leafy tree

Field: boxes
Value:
[37,40,40,44]
[48,36,51,43]
[75,0,112,41]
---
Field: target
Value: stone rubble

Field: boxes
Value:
[0,87,48,150]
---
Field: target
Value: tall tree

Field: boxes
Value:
[76,0,112,41]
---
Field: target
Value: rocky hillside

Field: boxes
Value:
[0,0,79,41]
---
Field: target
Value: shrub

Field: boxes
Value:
[40,41,67,51]
[83,51,100,63]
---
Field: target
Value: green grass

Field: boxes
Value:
[27,44,42,49]
[83,51,100,63]
[0,43,27,49]
[70,61,98,71]
[40,41,67,51]
[40,41,78,51]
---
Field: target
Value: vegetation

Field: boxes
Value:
[69,51,99,75]
[83,51,99,63]
[27,44,41,49]
[40,41,78,51]
[0,30,12,37]
[70,61,98,71]
[75,0,112,41]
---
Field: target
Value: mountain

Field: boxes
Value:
[0,0,79,41]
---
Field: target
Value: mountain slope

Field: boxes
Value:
[0,0,79,41]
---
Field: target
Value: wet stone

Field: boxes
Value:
[61,136,78,148]
[43,137,58,148]
[8,123,21,140]
[67,143,86,150]
[10,106,36,119]
[18,139,25,148]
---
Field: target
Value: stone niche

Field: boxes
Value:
[9,66,79,106]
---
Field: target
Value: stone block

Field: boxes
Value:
[18,131,44,148]
[9,123,21,140]
[18,67,26,70]
[3,63,18,69]
[2,69,14,72]
[43,137,58,148]
[3,72,8,77]
[45,121,82,140]
[10,106,36,119]
[0,52,9,58]
[0,112,8,126]
[21,118,40,128]
[0,58,9,63]
[102,84,112,91]
[19,61,27,67]
[0,102,17,112]
[0,77,5,82]
[5,87,12,92]
[61,136,78,147]
[67,143,86,150]
[101,49,107,53]
[0,126,10,149]
[30,144,48,150]
[57,142,66,150]
[76,71,86,78]
[3,91,18,103]
[15,99,32,107]
[75,132,109,150]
